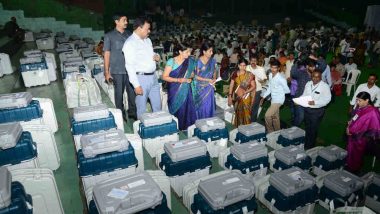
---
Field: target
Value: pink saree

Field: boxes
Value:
[346,106,380,172]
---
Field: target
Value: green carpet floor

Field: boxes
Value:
[0,41,378,214]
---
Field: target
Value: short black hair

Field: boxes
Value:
[133,16,152,30]
[112,12,126,21]
[249,54,258,60]
[270,60,280,67]
[369,73,378,80]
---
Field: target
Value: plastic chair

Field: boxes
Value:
[342,69,361,96]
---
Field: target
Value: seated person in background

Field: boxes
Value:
[343,57,357,79]
[349,74,380,114]
[3,17,24,42]
[331,55,345,77]
[330,63,342,96]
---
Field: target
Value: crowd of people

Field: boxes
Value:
[103,12,380,174]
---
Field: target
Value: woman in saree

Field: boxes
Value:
[162,43,196,130]
[346,91,380,174]
[227,58,256,126]
[193,42,217,119]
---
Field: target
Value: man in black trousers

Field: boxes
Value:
[302,70,331,149]
[103,13,137,121]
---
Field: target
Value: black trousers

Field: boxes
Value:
[250,90,262,122]
[304,107,325,150]
[111,73,136,118]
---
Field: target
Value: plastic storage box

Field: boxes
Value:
[195,117,225,132]
[0,93,33,110]
[313,145,347,172]
[225,141,269,174]
[0,100,43,124]
[159,147,211,177]
[0,181,33,214]
[163,137,207,162]
[22,124,60,171]
[88,193,170,214]
[319,170,364,209]
[80,129,129,158]
[138,120,177,139]
[78,143,137,177]
[20,58,50,87]
[364,173,380,213]
[273,145,312,171]
[0,167,11,208]
[92,172,166,214]
[0,132,37,168]
[36,37,54,50]
[235,122,267,143]
[140,111,173,127]
[159,139,211,197]
[191,170,257,213]
[0,53,13,75]
[193,127,229,142]
[278,127,305,147]
[71,113,116,135]
[0,123,23,150]
[265,167,317,212]
[73,104,109,122]
[10,168,64,214]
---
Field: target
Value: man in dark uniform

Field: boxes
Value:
[103,13,137,121]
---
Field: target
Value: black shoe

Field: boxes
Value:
[128,114,138,121]
[122,113,128,122]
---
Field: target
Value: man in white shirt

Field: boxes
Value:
[123,16,161,118]
[344,57,357,73]
[302,70,331,149]
[246,55,267,121]
[339,37,350,64]
[260,60,290,133]
[349,74,380,112]
[213,49,223,64]
[285,52,295,81]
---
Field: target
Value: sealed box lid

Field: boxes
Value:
[93,171,163,214]
[73,104,109,122]
[280,126,305,140]
[230,141,268,162]
[323,170,364,197]
[274,145,308,165]
[198,170,255,210]
[0,167,11,209]
[195,117,225,132]
[0,92,33,109]
[20,56,44,65]
[0,123,23,150]
[269,167,315,197]
[164,137,207,162]
[80,129,129,158]
[24,49,42,57]
[140,111,173,127]
[318,145,347,162]
[237,122,265,137]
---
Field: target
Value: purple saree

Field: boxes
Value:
[168,58,196,130]
[346,106,380,172]
[192,58,216,119]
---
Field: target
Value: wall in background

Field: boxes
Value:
[0,0,104,30]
